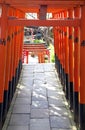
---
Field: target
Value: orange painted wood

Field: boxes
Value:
[68,9,74,82]
[5,29,11,90]
[1,0,84,11]
[24,44,45,46]
[0,5,8,102]
[23,47,46,50]
[59,27,62,66]
[9,9,15,82]
[12,27,15,77]
[8,19,80,27]
[64,27,69,74]
[79,6,85,103]
[74,7,80,92]
[23,49,48,52]
[20,27,24,62]
[53,27,57,57]
[64,11,69,74]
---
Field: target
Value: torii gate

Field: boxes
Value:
[0,1,85,130]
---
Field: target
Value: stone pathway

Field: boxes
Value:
[2,63,77,130]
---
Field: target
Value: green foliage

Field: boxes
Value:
[33,39,44,43]
[51,53,55,63]
[48,43,55,63]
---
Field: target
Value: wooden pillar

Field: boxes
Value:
[26,50,29,64]
[57,26,60,74]
[58,13,62,79]
[64,10,69,100]
[60,26,63,83]
[53,13,59,70]
[8,8,15,106]
[11,13,16,99]
[73,7,80,124]
[0,4,8,129]
[68,9,74,109]
[60,12,65,89]
[3,19,12,122]
[38,52,41,63]
[12,27,17,95]
[53,27,57,68]
[14,10,21,86]
[19,26,24,69]
[79,5,85,130]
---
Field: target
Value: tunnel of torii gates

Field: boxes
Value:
[0,0,85,130]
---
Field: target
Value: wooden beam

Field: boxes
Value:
[3,0,85,6]
[8,18,80,27]
[0,1,85,13]
[23,49,48,52]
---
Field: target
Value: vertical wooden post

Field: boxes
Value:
[3,18,12,122]
[79,5,85,130]
[60,27,64,85]
[53,13,59,71]
[73,7,80,124]
[64,11,69,100]
[68,9,74,109]
[57,26,60,74]
[60,11,65,89]
[13,25,18,91]
[26,50,29,64]
[53,27,57,68]
[19,25,24,69]
[11,11,16,99]
[58,13,62,79]
[0,4,8,129]
[8,8,15,106]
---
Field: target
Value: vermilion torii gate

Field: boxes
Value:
[0,1,85,130]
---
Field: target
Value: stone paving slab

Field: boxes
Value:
[9,114,30,125]
[7,126,29,130]
[30,118,50,130]
[32,101,48,109]
[34,73,45,79]
[18,86,32,92]
[47,90,64,98]
[50,116,71,129]
[34,79,46,85]
[48,97,67,107]
[12,104,30,114]
[21,79,33,86]
[21,82,33,89]
[34,67,44,72]
[31,109,49,118]
[14,97,31,105]
[30,126,50,130]
[17,89,31,98]
[33,87,47,94]
[45,72,57,77]
[20,72,34,77]
[32,94,47,101]
[33,83,47,89]
[52,128,73,130]
[49,106,69,116]
[21,77,34,80]
[45,83,61,90]
[33,89,47,96]
[43,64,55,71]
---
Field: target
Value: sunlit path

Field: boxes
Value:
[3,63,76,130]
